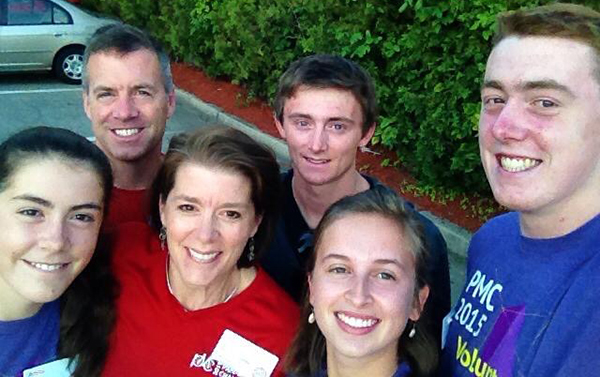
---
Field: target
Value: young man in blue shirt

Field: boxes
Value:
[441,4,600,376]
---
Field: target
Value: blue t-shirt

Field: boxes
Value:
[0,300,60,377]
[440,212,600,376]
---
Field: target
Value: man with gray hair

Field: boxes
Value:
[82,23,175,228]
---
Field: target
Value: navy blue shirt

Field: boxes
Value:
[260,169,451,347]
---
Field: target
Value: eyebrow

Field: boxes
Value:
[321,253,350,262]
[481,80,503,91]
[72,203,103,211]
[372,258,406,269]
[171,195,249,208]
[132,83,157,91]
[481,79,575,97]
[92,83,156,94]
[91,85,114,94]
[321,253,406,269]
[12,195,102,211]
[521,80,575,97]
[12,194,52,208]
[287,113,356,124]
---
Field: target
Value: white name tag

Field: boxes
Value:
[22,358,75,377]
[211,329,279,377]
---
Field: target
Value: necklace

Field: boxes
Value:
[165,258,238,309]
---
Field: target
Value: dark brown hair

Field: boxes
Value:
[0,126,116,377]
[285,186,438,377]
[273,54,378,135]
[154,125,281,267]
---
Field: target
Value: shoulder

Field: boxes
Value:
[279,169,297,216]
[255,269,300,311]
[466,212,518,267]
[471,212,519,243]
[365,176,441,233]
[106,222,161,266]
[242,268,300,319]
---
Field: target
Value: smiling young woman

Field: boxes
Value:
[0,126,115,377]
[285,186,438,377]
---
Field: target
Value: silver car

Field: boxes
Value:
[0,0,115,84]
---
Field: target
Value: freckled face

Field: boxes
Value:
[0,159,104,315]
[479,37,600,217]
[83,49,175,163]
[275,86,374,186]
[309,213,427,364]
[159,164,261,292]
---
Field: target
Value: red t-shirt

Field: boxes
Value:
[103,222,300,377]
[103,187,151,231]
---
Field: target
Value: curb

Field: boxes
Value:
[176,90,290,168]
[175,88,472,261]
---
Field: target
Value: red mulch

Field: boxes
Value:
[172,62,494,232]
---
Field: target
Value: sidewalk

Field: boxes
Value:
[176,89,471,305]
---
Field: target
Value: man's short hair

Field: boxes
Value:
[273,54,378,135]
[494,3,600,80]
[83,23,174,93]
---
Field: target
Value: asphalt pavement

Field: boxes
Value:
[1,72,470,305]
[0,72,216,146]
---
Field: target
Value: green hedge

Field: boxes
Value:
[81,0,597,194]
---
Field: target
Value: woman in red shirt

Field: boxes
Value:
[104,126,299,377]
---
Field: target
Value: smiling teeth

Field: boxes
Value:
[500,156,540,172]
[337,313,378,328]
[30,262,65,272]
[114,128,140,137]
[189,248,219,262]
[306,157,329,164]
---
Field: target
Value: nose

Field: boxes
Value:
[39,218,67,252]
[308,126,328,153]
[344,275,373,307]
[112,94,139,120]
[488,102,528,142]
[195,214,219,243]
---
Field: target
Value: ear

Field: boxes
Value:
[251,214,263,237]
[274,113,286,139]
[166,89,176,118]
[409,285,430,322]
[82,91,92,120]
[358,122,376,148]
[158,194,167,226]
[308,273,315,307]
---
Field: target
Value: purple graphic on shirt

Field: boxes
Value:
[481,305,526,377]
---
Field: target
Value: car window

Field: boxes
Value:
[53,4,70,24]
[7,0,56,25]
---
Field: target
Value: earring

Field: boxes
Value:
[308,311,315,324]
[247,237,255,262]
[408,321,416,339]
[159,227,167,251]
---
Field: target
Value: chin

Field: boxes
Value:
[26,289,65,305]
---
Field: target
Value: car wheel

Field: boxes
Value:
[53,47,85,85]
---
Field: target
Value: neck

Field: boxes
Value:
[167,260,255,310]
[110,150,163,190]
[519,197,600,239]
[292,169,369,228]
[0,284,43,321]
[326,347,398,377]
